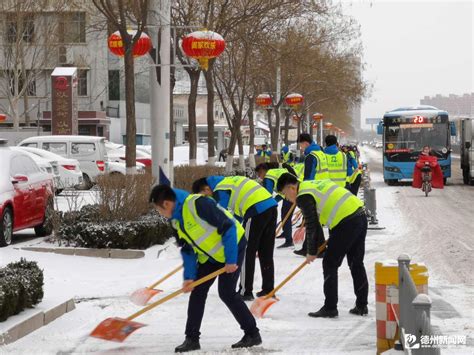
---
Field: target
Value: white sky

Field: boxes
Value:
[341,0,473,128]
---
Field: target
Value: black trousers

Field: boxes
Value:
[349,174,362,196]
[323,213,368,310]
[185,240,258,340]
[240,206,277,295]
[281,199,294,244]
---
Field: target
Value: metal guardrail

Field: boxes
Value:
[361,163,379,225]
[397,254,440,355]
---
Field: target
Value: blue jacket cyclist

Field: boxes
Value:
[149,185,262,353]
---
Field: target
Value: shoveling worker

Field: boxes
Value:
[149,185,262,352]
[324,135,350,188]
[192,176,277,301]
[280,145,294,165]
[276,173,369,318]
[345,145,362,196]
[294,133,329,256]
[256,162,298,249]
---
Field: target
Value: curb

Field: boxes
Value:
[19,247,145,259]
[0,299,75,345]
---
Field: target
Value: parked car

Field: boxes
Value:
[19,135,108,189]
[108,161,146,175]
[375,141,383,149]
[105,142,152,167]
[0,147,55,246]
[14,146,83,192]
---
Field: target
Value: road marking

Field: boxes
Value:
[457,240,473,251]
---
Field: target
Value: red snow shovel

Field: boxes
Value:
[130,264,183,306]
[90,267,226,342]
[250,241,327,318]
[293,226,305,245]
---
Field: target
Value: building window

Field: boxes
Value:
[77,70,88,96]
[59,12,86,43]
[7,70,36,96]
[108,70,120,100]
[6,17,34,43]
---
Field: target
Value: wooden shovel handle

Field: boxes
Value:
[275,202,296,236]
[127,267,226,321]
[266,240,328,299]
[148,265,183,289]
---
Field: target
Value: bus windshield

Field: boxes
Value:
[384,123,448,152]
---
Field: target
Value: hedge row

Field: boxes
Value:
[55,207,173,249]
[0,259,44,322]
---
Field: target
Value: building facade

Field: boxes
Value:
[420,93,474,117]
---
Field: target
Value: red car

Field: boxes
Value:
[0,147,55,246]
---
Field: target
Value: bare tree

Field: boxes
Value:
[90,0,149,172]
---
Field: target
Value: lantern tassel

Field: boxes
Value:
[199,58,209,71]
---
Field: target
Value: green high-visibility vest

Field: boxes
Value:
[326,151,348,187]
[298,179,364,229]
[294,163,305,180]
[346,151,361,184]
[282,151,292,164]
[309,150,330,180]
[173,195,244,264]
[265,168,296,192]
[214,176,273,217]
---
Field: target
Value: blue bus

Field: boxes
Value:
[377,105,456,185]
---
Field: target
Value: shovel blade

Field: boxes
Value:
[250,297,278,318]
[130,288,163,306]
[293,227,306,245]
[90,317,146,342]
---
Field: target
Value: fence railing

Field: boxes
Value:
[361,163,379,225]
[397,254,440,355]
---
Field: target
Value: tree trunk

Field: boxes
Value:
[237,125,245,171]
[271,107,280,153]
[123,49,137,173]
[204,67,216,165]
[225,130,237,173]
[248,97,256,168]
[20,45,30,126]
[284,109,290,146]
[188,71,199,166]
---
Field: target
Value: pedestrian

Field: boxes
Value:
[280,145,294,165]
[256,162,298,248]
[276,173,369,318]
[192,176,278,301]
[324,135,350,187]
[149,185,262,352]
[294,133,329,256]
[345,145,362,196]
[257,144,271,162]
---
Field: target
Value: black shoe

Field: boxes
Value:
[308,306,338,318]
[349,305,368,316]
[276,234,285,239]
[231,333,262,349]
[241,293,254,301]
[256,290,273,298]
[293,248,306,257]
[277,241,294,249]
[175,337,200,353]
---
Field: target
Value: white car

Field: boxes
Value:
[14,146,82,191]
[105,142,152,168]
[375,141,383,149]
[10,147,61,191]
[108,161,146,175]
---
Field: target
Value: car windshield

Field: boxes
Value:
[385,123,448,151]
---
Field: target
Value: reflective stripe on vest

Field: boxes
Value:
[309,150,330,180]
[174,195,244,264]
[282,151,291,163]
[298,179,363,229]
[326,151,347,187]
[214,176,272,217]
[347,168,362,184]
[265,168,290,191]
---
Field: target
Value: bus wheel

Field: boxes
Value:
[385,179,397,186]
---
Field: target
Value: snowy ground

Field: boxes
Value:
[0,147,472,354]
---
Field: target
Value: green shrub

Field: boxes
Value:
[55,208,173,249]
[0,259,44,322]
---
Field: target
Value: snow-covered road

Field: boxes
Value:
[0,147,472,354]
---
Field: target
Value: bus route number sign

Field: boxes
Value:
[413,115,426,124]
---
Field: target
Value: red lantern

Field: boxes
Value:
[285,93,304,108]
[0,114,6,122]
[256,94,272,107]
[181,30,226,70]
[108,30,152,58]
[312,113,323,121]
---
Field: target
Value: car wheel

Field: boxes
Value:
[0,207,13,247]
[76,174,93,190]
[34,200,54,237]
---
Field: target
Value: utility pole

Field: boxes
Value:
[149,0,171,184]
